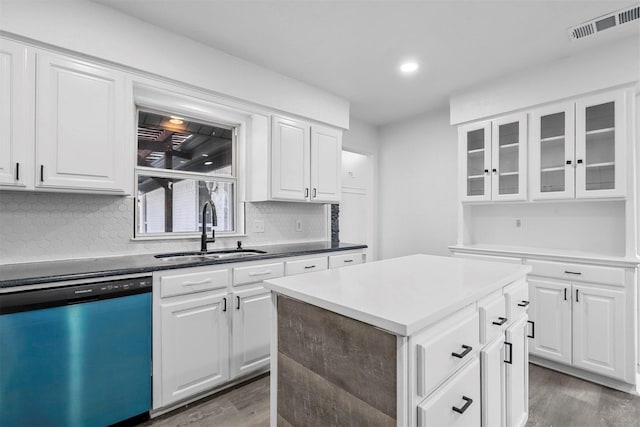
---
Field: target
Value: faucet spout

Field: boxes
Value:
[201,200,218,252]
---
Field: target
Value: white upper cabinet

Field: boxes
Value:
[575,91,626,199]
[491,114,527,201]
[270,115,341,203]
[310,124,341,202]
[460,121,491,201]
[460,114,526,202]
[271,116,310,201]
[0,39,34,189]
[36,53,128,193]
[530,102,576,200]
[530,90,627,200]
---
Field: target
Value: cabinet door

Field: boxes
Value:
[231,286,271,378]
[0,39,34,189]
[481,338,505,427]
[530,102,575,200]
[271,116,310,201]
[491,114,527,201]
[528,279,571,364]
[310,124,341,203]
[572,284,625,380]
[575,91,626,198]
[36,53,127,192]
[505,315,528,427]
[459,122,491,201]
[160,292,229,406]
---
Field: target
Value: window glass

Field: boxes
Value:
[135,109,237,237]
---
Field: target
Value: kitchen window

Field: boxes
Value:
[135,109,239,237]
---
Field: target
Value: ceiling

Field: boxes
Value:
[92,0,638,126]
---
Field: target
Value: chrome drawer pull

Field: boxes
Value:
[517,300,529,307]
[527,320,535,339]
[304,265,316,269]
[248,270,273,276]
[492,317,508,326]
[451,345,472,359]
[564,270,582,275]
[452,396,473,414]
[182,278,213,286]
[344,259,353,263]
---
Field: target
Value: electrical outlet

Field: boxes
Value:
[295,219,303,232]
[253,219,265,233]
[515,219,522,228]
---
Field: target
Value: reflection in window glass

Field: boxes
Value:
[135,109,237,237]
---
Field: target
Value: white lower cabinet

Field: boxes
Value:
[160,291,230,406]
[529,275,627,381]
[153,250,365,411]
[231,285,272,377]
[505,315,529,427]
[418,359,480,427]
[480,338,505,427]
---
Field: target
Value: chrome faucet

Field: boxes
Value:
[201,200,217,252]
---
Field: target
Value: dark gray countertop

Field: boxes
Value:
[0,241,367,289]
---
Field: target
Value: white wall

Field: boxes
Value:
[450,36,639,125]
[378,109,458,259]
[0,0,349,128]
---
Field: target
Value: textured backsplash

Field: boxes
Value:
[0,192,327,264]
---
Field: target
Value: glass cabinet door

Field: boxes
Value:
[575,91,626,198]
[491,113,527,201]
[459,122,491,201]
[530,102,575,200]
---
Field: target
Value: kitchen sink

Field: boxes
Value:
[155,249,267,262]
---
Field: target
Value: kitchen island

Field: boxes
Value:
[263,254,532,427]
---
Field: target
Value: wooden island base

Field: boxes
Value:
[276,295,397,426]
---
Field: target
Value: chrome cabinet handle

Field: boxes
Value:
[15,163,19,181]
[40,165,44,182]
[576,289,580,303]
[343,259,353,263]
[492,317,508,326]
[517,300,529,307]
[236,296,240,310]
[452,396,473,414]
[313,188,317,198]
[248,270,273,276]
[222,297,227,312]
[304,265,316,269]
[304,188,309,198]
[182,278,212,286]
[451,345,472,359]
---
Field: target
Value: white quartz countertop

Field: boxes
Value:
[264,254,531,336]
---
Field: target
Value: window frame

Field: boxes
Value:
[132,85,247,240]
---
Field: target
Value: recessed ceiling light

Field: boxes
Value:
[400,62,419,74]
[204,161,213,166]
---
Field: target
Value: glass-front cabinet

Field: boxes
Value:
[459,114,527,202]
[491,114,527,201]
[530,102,575,200]
[575,91,626,198]
[459,122,491,201]
[531,91,626,200]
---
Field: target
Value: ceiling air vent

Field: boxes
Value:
[568,5,640,40]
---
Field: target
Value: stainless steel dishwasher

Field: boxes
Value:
[0,276,152,427]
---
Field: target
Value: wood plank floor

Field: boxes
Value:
[141,365,640,427]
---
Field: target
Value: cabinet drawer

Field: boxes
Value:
[160,268,230,298]
[233,262,284,286]
[526,259,625,287]
[417,358,481,427]
[478,290,507,345]
[329,252,362,269]
[504,279,529,322]
[285,257,328,276]
[415,306,479,399]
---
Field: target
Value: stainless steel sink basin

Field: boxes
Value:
[155,249,266,262]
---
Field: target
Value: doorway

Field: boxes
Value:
[339,149,375,260]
